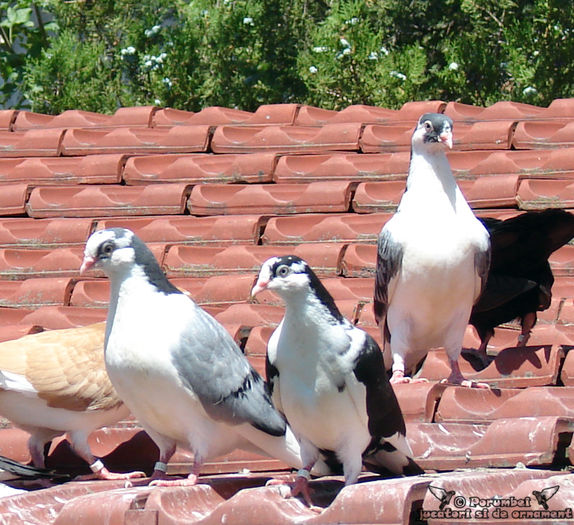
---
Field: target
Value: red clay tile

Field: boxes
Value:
[0,129,63,157]
[60,126,211,156]
[513,120,574,149]
[215,303,285,330]
[436,386,574,423]
[95,215,264,246]
[243,325,275,357]
[419,345,564,388]
[188,181,353,216]
[68,279,110,309]
[0,218,94,249]
[211,123,362,154]
[13,106,156,130]
[410,416,574,469]
[123,152,276,184]
[353,176,519,213]
[445,100,550,122]
[0,154,124,185]
[361,121,515,153]
[21,305,107,329]
[450,148,574,179]
[273,152,410,183]
[0,246,85,279]
[393,382,447,422]
[261,212,389,245]
[27,183,192,218]
[549,244,574,276]
[517,179,574,210]
[0,324,44,343]
[0,277,74,308]
[547,97,574,116]
[340,243,376,277]
[0,183,30,216]
[0,109,17,130]
[561,350,574,386]
[163,243,345,278]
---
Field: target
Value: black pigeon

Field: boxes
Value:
[470,209,574,362]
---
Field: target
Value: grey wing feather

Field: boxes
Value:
[374,227,403,324]
[172,306,286,436]
[474,238,491,303]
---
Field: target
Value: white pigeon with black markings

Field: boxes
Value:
[80,228,330,486]
[252,256,422,503]
[374,113,491,387]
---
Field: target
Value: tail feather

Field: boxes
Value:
[0,455,71,482]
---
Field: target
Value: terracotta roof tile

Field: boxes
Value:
[394,382,446,422]
[0,277,74,308]
[419,345,564,388]
[123,152,276,184]
[188,181,353,216]
[211,123,362,154]
[273,152,410,183]
[0,110,18,131]
[549,244,574,276]
[163,243,344,277]
[0,246,84,279]
[445,100,556,122]
[0,323,44,343]
[13,106,156,130]
[61,126,211,155]
[340,243,377,277]
[261,212,388,245]
[95,215,263,245]
[0,129,63,157]
[19,305,107,329]
[27,183,191,218]
[214,303,284,328]
[410,416,574,469]
[0,217,94,248]
[0,183,30,215]
[0,154,124,185]
[436,386,574,423]
[513,120,574,149]
[517,178,574,210]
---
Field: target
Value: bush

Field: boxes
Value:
[0,0,572,113]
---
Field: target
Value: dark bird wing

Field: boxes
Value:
[0,456,70,481]
[172,305,286,437]
[374,228,403,326]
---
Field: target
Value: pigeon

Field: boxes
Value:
[252,255,422,505]
[469,209,574,360]
[0,322,143,480]
[374,113,491,387]
[80,227,329,486]
[0,455,70,482]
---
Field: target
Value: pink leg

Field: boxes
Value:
[150,446,202,487]
[442,359,490,389]
[390,369,429,385]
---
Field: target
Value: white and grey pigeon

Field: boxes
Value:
[252,256,423,505]
[374,113,491,387]
[80,228,330,486]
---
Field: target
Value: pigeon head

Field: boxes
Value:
[251,255,311,297]
[412,113,453,152]
[252,255,344,322]
[81,228,137,275]
[81,228,182,294]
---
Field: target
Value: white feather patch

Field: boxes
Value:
[0,371,38,396]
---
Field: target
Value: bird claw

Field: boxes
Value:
[75,468,146,482]
[149,473,199,487]
[390,370,428,385]
[290,475,316,508]
[440,377,490,389]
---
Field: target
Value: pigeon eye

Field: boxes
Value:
[276,265,290,277]
[423,121,432,131]
[101,242,114,256]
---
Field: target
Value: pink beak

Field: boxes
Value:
[250,280,268,299]
[80,255,96,275]
[440,131,453,149]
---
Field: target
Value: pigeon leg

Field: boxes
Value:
[150,457,203,487]
[443,359,490,389]
[517,312,536,346]
[148,442,177,484]
[390,369,429,384]
[70,431,146,481]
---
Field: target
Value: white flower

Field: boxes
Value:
[243,17,254,25]
[313,46,329,53]
[144,25,161,37]
[346,17,359,25]
[523,86,537,96]
[448,62,459,71]
[380,46,389,55]
[309,66,318,74]
[162,77,172,87]
[154,99,162,106]
[368,52,378,60]
[340,38,351,48]
[120,46,136,56]
[390,70,407,81]
[342,47,351,55]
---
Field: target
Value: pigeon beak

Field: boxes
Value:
[440,131,453,149]
[250,280,268,300]
[80,255,96,275]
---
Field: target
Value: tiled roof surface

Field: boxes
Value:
[1,101,574,523]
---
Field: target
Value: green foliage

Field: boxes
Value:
[0,0,572,112]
